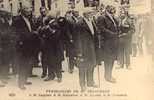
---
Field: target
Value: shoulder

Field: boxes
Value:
[77,17,84,24]
[12,15,22,25]
[97,14,106,21]
[13,15,22,21]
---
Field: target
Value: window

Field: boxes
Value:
[19,2,22,9]
[10,3,13,12]
[83,0,99,7]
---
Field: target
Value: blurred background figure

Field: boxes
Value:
[131,15,142,57]
[0,10,13,87]
[97,5,119,83]
[65,10,81,74]
[118,10,135,69]
[36,7,49,79]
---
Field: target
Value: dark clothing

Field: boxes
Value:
[97,14,119,60]
[36,15,56,76]
[118,17,135,67]
[39,19,64,78]
[65,15,79,71]
[97,13,119,80]
[0,17,13,79]
[12,15,38,86]
[75,18,97,87]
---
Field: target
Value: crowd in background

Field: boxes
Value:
[0,1,154,92]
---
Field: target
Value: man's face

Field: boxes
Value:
[23,7,32,18]
[40,8,47,17]
[84,12,91,19]
[73,11,79,17]
[110,7,116,15]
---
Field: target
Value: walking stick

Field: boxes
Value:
[97,34,101,88]
[66,57,70,72]
[97,64,101,88]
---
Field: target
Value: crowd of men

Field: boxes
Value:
[0,2,153,92]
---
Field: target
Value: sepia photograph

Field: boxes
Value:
[0,0,154,100]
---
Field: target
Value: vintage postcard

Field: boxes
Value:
[0,0,154,100]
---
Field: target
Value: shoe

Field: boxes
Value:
[81,86,86,92]
[116,67,123,69]
[29,74,38,77]
[25,82,32,85]
[87,84,98,88]
[105,77,116,83]
[57,78,62,83]
[44,76,54,81]
[41,74,47,78]
[19,85,26,90]
[97,62,102,66]
[68,69,73,74]
[120,65,124,68]
[4,76,11,80]
[1,80,8,84]
[9,72,17,75]
[126,66,132,70]
[0,84,5,87]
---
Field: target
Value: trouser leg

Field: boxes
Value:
[18,57,32,86]
[48,64,55,79]
[41,54,47,76]
[132,43,137,57]
[54,62,62,79]
[87,67,94,86]
[69,57,75,71]
[125,48,130,67]
[79,68,86,87]
[118,46,124,67]
[104,59,114,80]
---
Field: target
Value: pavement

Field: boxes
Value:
[0,53,154,100]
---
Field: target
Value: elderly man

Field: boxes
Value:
[36,7,49,78]
[75,9,97,92]
[12,3,36,90]
[97,5,119,83]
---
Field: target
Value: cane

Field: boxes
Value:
[66,57,70,72]
[97,64,101,88]
[97,34,101,88]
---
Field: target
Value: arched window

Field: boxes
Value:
[83,0,99,7]
[41,0,45,7]
[32,0,35,11]
[19,2,22,9]
[10,3,13,13]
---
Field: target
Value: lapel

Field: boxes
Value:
[82,18,94,35]
[105,14,118,30]
[20,15,31,32]
[91,19,97,33]
[106,14,113,24]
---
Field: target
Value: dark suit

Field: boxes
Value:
[118,17,135,68]
[97,13,119,80]
[75,17,97,87]
[65,14,79,72]
[39,18,64,79]
[12,15,36,86]
[36,15,54,76]
[0,17,12,79]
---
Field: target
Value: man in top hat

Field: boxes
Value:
[96,5,119,83]
[74,8,98,92]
